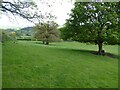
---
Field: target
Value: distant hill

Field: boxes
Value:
[4,27,35,38]
[15,27,34,36]
[21,27,33,31]
[5,28,15,33]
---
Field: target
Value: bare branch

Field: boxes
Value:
[0,0,40,24]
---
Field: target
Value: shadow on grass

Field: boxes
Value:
[51,47,119,59]
[91,51,119,59]
[35,42,118,59]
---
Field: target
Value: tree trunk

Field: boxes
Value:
[43,41,45,44]
[45,41,49,45]
[98,42,103,55]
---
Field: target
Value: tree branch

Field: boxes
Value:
[1,1,40,24]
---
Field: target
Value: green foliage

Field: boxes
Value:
[59,27,73,41]
[3,41,118,88]
[34,21,60,45]
[0,29,17,43]
[59,27,67,40]
[17,36,32,41]
[1,30,10,42]
[63,2,119,55]
[0,29,2,42]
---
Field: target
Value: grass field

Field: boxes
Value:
[2,41,118,88]
[0,42,2,89]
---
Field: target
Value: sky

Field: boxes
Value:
[0,0,74,29]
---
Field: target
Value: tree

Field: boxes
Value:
[34,21,60,45]
[0,29,10,42]
[63,2,119,55]
[59,27,67,40]
[59,26,73,41]
[0,29,2,42]
[9,32,17,42]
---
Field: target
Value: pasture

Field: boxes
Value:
[2,41,118,88]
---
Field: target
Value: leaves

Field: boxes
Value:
[34,21,60,44]
[63,2,119,45]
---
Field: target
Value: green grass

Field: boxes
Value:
[0,42,2,89]
[2,41,118,88]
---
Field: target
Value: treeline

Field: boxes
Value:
[0,21,61,45]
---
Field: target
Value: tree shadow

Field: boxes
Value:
[91,51,119,59]
[53,47,119,59]
[35,42,118,59]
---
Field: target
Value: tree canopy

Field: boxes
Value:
[34,21,60,45]
[62,2,119,55]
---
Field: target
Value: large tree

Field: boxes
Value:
[34,21,60,45]
[63,2,119,55]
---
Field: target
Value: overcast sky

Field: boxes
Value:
[0,0,74,29]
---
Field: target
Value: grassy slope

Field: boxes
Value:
[2,41,118,88]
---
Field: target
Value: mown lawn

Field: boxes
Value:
[2,41,118,88]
